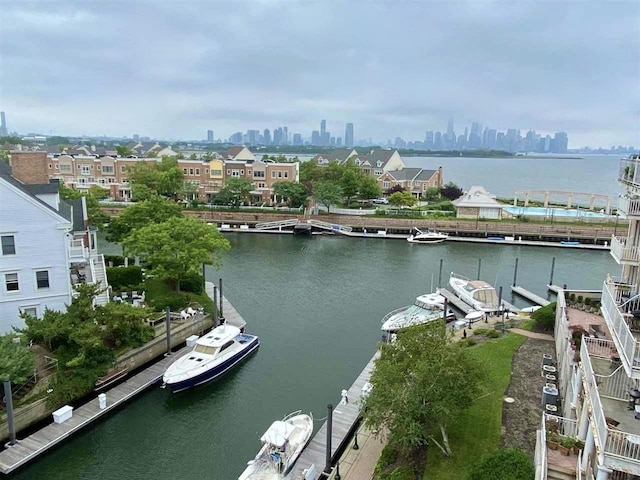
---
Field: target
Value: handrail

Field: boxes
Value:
[255,219,300,229]
[536,413,548,480]
[601,280,640,373]
[380,306,410,324]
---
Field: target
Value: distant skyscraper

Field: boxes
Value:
[229,132,243,144]
[133,133,140,141]
[434,132,443,150]
[293,133,303,145]
[345,123,354,147]
[283,126,288,145]
[424,131,434,149]
[551,132,569,153]
[311,130,320,145]
[337,137,343,147]
[0,112,7,136]
[320,119,326,142]
[247,129,260,145]
[263,129,271,145]
[207,130,214,142]
[446,118,454,138]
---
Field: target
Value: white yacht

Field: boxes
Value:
[381,293,455,333]
[238,411,313,479]
[449,272,500,313]
[407,228,448,244]
[162,324,259,393]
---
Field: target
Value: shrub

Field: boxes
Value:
[179,272,204,294]
[387,466,414,480]
[0,335,36,384]
[459,338,477,348]
[486,330,501,338]
[569,293,576,302]
[577,295,584,304]
[148,291,190,311]
[584,297,592,306]
[467,448,534,480]
[106,266,143,290]
[473,328,489,335]
[375,444,399,476]
[531,302,556,331]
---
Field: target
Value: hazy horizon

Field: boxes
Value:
[1,0,638,148]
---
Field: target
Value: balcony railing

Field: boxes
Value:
[617,196,640,217]
[619,157,640,187]
[611,235,640,263]
[584,337,632,400]
[68,238,88,260]
[601,279,640,375]
[581,339,640,464]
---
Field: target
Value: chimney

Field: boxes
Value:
[9,151,49,184]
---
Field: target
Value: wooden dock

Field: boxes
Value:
[205,282,247,330]
[437,288,519,315]
[548,284,562,294]
[511,286,551,307]
[286,351,380,480]
[0,346,190,475]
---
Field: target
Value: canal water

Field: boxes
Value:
[13,234,617,480]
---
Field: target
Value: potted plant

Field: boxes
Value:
[572,439,585,455]
[577,295,584,310]
[558,437,574,456]
[546,433,560,450]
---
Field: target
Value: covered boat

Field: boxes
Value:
[381,293,455,333]
[449,272,499,313]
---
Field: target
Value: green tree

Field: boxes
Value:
[340,165,360,206]
[467,449,534,480]
[127,156,184,198]
[273,181,308,208]
[358,175,382,201]
[0,335,36,384]
[312,181,342,213]
[0,150,9,164]
[58,183,109,227]
[189,153,197,160]
[440,182,464,200]
[388,191,417,208]
[106,195,183,243]
[97,303,154,349]
[299,160,324,183]
[175,153,185,160]
[531,302,556,331]
[116,145,132,157]
[423,186,442,202]
[363,323,484,456]
[122,216,230,291]
[216,178,253,207]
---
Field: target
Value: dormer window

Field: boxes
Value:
[377,161,383,167]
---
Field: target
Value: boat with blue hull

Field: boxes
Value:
[162,324,259,393]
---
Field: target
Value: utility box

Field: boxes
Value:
[542,385,559,406]
[53,405,73,424]
[186,335,199,347]
[98,393,107,410]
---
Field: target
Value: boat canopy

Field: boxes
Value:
[196,325,241,348]
[464,281,492,292]
[473,289,498,305]
[260,421,295,448]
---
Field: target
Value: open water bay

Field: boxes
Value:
[13,234,617,480]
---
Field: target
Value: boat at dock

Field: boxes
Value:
[381,293,456,333]
[407,228,448,244]
[162,324,259,393]
[238,411,313,479]
[449,272,500,313]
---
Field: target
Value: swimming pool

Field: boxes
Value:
[502,206,612,219]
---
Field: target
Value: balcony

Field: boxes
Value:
[580,338,640,473]
[68,238,89,260]
[611,235,640,264]
[601,279,640,378]
[619,156,640,189]
[617,196,640,217]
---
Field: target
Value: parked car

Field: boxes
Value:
[372,198,389,205]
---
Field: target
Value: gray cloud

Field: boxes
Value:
[1,0,638,147]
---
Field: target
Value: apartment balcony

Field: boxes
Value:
[67,238,89,261]
[611,236,640,264]
[601,279,640,379]
[619,156,640,189]
[580,337,640,474]
[617,195,640,218]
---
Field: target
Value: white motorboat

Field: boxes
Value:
[449,272,500,313]
[407,228,448,244]
[162,324,259,393]
[238,411,313,479]
[381,293,456,333]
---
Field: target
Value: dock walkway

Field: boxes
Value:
[511,286,551,306]
[286,351,380,480]
[437,288,520,315]
[205,282,246,330]
[0,345,190,475]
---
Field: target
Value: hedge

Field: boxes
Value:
[106,266,143,290]
[104,254,135,267]
[179,272,204,294]
[467,448,534,480]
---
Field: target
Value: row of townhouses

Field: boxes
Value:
[538,154,640,480]
[0,162,110,335]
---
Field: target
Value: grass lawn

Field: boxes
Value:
[423,333,527,480]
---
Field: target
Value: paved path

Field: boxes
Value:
[508,328,554,341]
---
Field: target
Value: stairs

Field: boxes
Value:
[547,464,577,480]
[91,254,110,305]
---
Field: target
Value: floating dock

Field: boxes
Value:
[286,351,380,480]
[511,286,551,306]
[205,282,247,331]
[0,345,191,475]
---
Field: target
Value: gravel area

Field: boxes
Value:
[501,337,555,454]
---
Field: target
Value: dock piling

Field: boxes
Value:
[438,259,443,288]
[3,380,16,446]
[549,257,556,286]
[212,285,218,327]
[164,307,171,355]
[513,258,519,287]
[477,258,482,281]
[324,404,334,474]
[219,278,224,317]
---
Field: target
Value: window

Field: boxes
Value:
[97,165,101,171]
[121,166,126,173]
[49,163,52,169]
[78,178,86,184]
[205,169,209,174]
[278,171,282,178]
[284,171,288,178]
[5,273,19,292]
[196,169,200,175]
[1,235,15,255]
[99,178,106,185]
[241,170,244,175]
[212,169,222,176]
[254,171,265,178]
[271,171,276,178]
[189,169,194,175]
[226,169,231,175]
[102,165,114,173]
[122,178,128,183]
[258,182,266,189]
[183,168,188,174]
[55,164,59,170]
[21,307,37,318]
[36,270,49,289]
[80,165,91,175]
[60,164,71,172]
[108,177,115,183]
[383,181,390,189]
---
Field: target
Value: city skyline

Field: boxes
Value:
[1,2,638,147]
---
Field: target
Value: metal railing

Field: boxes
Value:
[380,306,410,324]
[307,219,353,233]
[546,413,579,438]
[535,413,548,480]
[254,219,300,230]
[584,337,634,400]
[611,235,640,263]
[619,157,640,187]
[601,279,640,374]
[68,238,88,259]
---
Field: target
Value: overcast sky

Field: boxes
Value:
[1,0,639,147]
